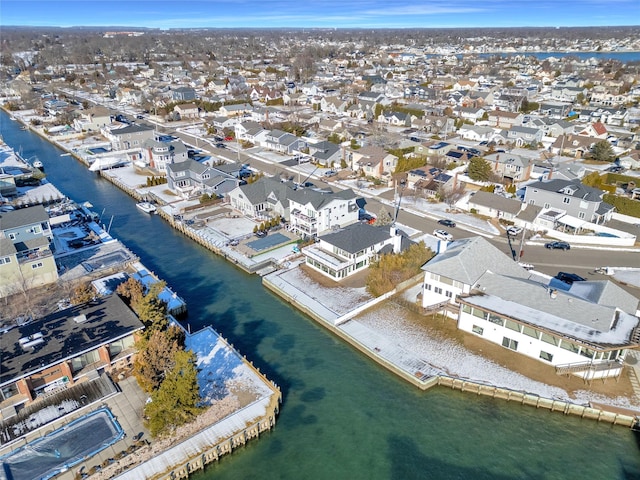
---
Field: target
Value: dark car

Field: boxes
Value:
[545,241,570,250]
[555,272,586,285]
[438,219,456,228]
[254,230,267,238]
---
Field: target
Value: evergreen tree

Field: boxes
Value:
[144,349,203,437]
[467,157,493,181]
[134,325,185,393]
[590,140,615,162]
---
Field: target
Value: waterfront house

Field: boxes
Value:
[457,271,640,380]
[228,177,293,221]
[302,223,411,280]
[141,138,189,173]
[421,236,531,310]
[0,205,58,295]
[0,294,144,410]
[73,106,112,133]
[166,159,239,199]
[288,188,360,237]
[102,124,156,151]
[420,236,640,379]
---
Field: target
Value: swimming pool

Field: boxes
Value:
[0,407,124,480]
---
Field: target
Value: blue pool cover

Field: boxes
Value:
[0,407,124,480]
[247,232,290,252]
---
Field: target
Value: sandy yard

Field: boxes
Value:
[290,264,637,406]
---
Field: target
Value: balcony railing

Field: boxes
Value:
[16,249,52,264]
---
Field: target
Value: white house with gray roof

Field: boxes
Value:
[166,159,239,199]
[457,271,640,379]
[422,235,640,379]
[303,223,411,281]
[420,236,531,310]
[227,177,294,221]
[288,188,359,237]
[141,138,188,173]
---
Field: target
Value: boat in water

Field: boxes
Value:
[88,156,128,171]
[32,159,44,169]
[136,202,157,214]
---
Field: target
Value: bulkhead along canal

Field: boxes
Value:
[2,111,640,480]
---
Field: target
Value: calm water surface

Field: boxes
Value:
[2,113,640,479]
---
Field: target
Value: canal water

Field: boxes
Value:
[3,113,640,479]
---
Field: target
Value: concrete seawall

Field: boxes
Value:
[263,273,639,430]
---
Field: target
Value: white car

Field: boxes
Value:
[506,226,523,236]
[433,229,453,241]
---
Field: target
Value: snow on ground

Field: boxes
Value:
[401,194,500,235]
[185,327,273,406]
[340,178,394,197]
[207,216,256,239]
[612,269,640,289]
[277,266,373,315]
[354,304,569,399]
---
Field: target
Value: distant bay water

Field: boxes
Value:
[429,51,640,62]
[2,112,640,480]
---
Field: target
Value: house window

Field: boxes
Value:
[434,287,443,294]
[539,351,553,362]
[70,349,100,373]
[0,257,11,264]
[445,291,452,298]
[560,340,580,354]
[31,262,43,269]
[579,347,595,360]
[473,308,487,320]
[425,283,432,291]
[543,203,550,209]
[563,197,570,204]
[30,225,42,234]
[0,383,18,401]
[578,212,585,219]
[462,304,472,314]
[505,319,521,333]
[472,325,484,335]
[541,333,558,346]
[488,313,504,326]
[502,337,518,351]
[522,326,539,339]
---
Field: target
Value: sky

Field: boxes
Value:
[1,0,638,29]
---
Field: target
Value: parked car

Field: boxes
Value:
[438,219,456,228]
[545,241,570,250]
[360,213,376,224]
[324,170,338,177]
[254,230,267,238]
[554,272,585,285]
[224,136,234,141]
[433,229,453,241]
[506,226,523,236]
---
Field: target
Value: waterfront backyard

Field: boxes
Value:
[285,263,639,410]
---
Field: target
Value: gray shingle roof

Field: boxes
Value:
[319,223,392,254]
[0,205,49,231]
[421,236,530,285]
[469,191,522,215]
